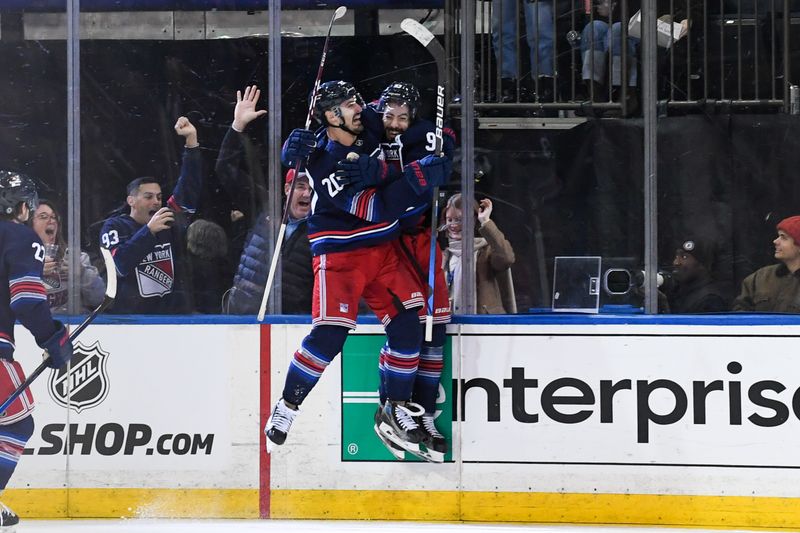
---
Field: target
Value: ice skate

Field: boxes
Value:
[373,405,406,460]
[377,400,425,455]
[264,398,298,453]
[0,501,19,532]
[417,413,447,463]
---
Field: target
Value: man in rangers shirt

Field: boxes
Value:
[265,80,451,457]
[336,82,456,462]
[99,116,202,314]
[0,171,73,529]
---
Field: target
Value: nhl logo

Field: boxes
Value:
[47,340,111,413]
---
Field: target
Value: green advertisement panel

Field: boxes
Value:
[341,334,452,462]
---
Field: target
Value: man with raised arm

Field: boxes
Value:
[216,86,314,315]
[99,116,202,314]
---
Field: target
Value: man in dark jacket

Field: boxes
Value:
[99,116,202,314]
[668,236,731,313]
[217,85,313,315]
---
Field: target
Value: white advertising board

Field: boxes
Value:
[268,323,800,500]
[11,324,260,489]
[461,332,800,465]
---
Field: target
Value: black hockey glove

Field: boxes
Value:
[41,320,73,370]
[281,128,317,167]
[334,154,392,191]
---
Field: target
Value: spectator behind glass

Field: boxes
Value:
[187,218,229,313]
[30,200,105,313]
[217,86,314,315]
[98,116,203,314]
[442,194,516,314]
[491,0,555,103]
[666,237,731,313]
[733,216,800,313]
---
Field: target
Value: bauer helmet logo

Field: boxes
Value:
[47,340,111,413]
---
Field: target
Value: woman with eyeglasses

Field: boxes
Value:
[30,200,105,313]
[441,193,517,314]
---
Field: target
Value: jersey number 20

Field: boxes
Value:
[322,174,344,197]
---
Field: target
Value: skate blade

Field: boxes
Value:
[266,435,280,454]
[377,421,421,453]
[373,423,405,460]
[417,447,445,463]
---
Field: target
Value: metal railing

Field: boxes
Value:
[449,0,793,116]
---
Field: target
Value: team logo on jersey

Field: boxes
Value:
[47,340,111,413]
[136,243,174,297]
[43,272,68,309]
[379,143,401,164]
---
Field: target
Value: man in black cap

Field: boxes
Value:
[667,237,731,313]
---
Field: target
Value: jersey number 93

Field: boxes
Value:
[101,230,120,248]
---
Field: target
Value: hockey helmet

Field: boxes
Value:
[312,81,364,125]
[0,171,39,216]
[378,82,421,119]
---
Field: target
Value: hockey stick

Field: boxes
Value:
[401,18,446,342]
[0,247,117,415]
[257,5,347,322]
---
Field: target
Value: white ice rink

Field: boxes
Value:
[17,520,758,533]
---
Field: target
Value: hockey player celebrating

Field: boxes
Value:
[336,81,455,462]
[0,171,74,529]
[264,80,451,457]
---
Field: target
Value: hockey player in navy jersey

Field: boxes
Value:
[99,116,202,314]
[336,82,455,462]
[265,80,452,457]
[0,171,74,528]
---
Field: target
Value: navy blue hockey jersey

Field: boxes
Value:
[360,106,457,232]
[304,129,431,255]
[99,146,202,314]
[0,221,59,359]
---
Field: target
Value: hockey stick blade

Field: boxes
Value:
[0,246,118,415]
[400,18,435,48]
[332,5,347,21]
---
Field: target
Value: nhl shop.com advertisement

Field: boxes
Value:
[11,324,259,484]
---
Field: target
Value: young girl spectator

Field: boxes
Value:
[442,193,517,314]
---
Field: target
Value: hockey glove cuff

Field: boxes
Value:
[281,128,317,167]
[403,154,452,195]
[41,320,73,370]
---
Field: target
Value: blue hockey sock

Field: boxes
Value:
[282,325,349,407]
[413,323,446,413]
[378,351,387,405]
[0,416,34,490]
[383,310,421,401]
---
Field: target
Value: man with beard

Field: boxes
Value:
[99,116,202,313]
[668,237,730,314]
[265,80,451,458]
[335,81,456,462]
